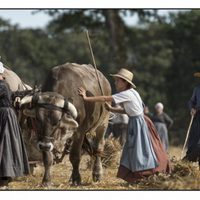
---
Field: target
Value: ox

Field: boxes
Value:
[20,63,111,186]
[3,68,30,91]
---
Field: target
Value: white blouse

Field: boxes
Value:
[112,88,144,117]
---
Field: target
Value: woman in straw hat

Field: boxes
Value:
[0,62,30,187]
[183,72,200,164]
[78,68,170,183]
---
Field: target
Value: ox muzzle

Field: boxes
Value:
[37,141,54,152]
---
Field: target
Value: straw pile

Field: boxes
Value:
[138,157,200,190]
[101,138,122,168]
[86,138,122,169]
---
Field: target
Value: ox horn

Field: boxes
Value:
[19,95,33,107]
[64,101,78,119]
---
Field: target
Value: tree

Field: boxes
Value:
[165,11,200,133]
[44,9,160,73]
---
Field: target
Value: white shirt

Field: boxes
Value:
[112,88,144,117]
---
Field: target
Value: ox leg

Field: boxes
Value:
[69,133,83,186]
[92,125,106,182]
[92,155,103,182]
[42,151,53,187]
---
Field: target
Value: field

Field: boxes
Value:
[1,144,200,191]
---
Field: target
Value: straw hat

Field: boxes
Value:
[110,68,136,88]
[0,62,5,74]
[194,72,200,78]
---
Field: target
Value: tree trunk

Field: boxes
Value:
[103,10,127,71]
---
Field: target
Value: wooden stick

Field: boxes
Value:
[181,115,194,159]
[85,30,104,95]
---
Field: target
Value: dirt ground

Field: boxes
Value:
[1,146,200,190]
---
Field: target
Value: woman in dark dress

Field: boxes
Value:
[0,62,30,187]
[152,102,173,152]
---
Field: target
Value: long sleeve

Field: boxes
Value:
[0,80,12,107]
[188,87,197,109]
[0,84,7,100]
[0,80,8,97]
[188,86,200,110]
[163,112,173,129]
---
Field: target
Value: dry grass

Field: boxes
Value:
[1,145,200,190]
[86,138,122,169]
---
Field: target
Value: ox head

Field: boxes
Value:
[20,92,78,152]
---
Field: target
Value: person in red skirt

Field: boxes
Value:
[78,68,171,184]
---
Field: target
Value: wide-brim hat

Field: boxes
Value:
[110,68,136,88]
[194,72,200,78]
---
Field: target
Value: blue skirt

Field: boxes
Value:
[154,122,169,151]
[120,115,158,172]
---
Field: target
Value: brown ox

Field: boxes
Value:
[3,68,30,91]
[21,63,111,186]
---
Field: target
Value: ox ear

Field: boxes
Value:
[63,101,78,119]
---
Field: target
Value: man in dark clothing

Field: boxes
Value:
[183,72,200,164]
[0,62,30,187]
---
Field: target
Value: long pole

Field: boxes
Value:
[85,30,104,95]
[181,115,194,159]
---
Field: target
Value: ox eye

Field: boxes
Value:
[50,112,62,126]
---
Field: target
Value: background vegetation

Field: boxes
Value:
[0,9,199,145]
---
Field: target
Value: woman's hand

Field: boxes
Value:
[78,87,86,99]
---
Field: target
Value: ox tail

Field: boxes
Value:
[82,135,94,157]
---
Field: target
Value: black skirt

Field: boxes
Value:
[0,107,30,177]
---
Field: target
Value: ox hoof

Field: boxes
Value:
[71,179,81,186]
[70,175,81,186]
[92,173,102,182]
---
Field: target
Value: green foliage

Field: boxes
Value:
[164,11,200,136]
[1,9,200,144]
[127,22,173,109]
